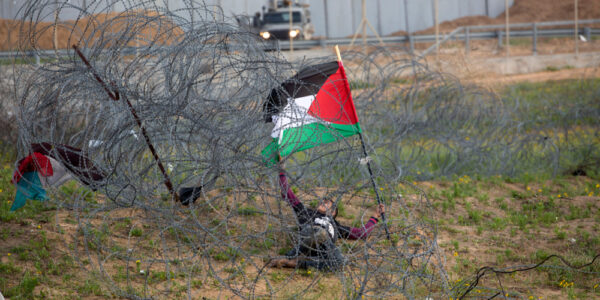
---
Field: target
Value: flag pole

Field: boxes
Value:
[335,45,391,242]
[73,45,179,203]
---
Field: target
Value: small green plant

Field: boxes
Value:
[237,206,260,216]
[476,192,489,204]
[451,240,459,251]
[487,217,508,231]
[78,279,104,296]
[495,197,508,211]
[349,80,375,90]
[3,272,39,299]
[554,227,567,240]
[0,262,21,275]
[212,247,239,261]
[269,271,287,283]
[131,228,143,237]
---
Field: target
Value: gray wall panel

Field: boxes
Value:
[378,0,404,35]
[439,0,461,23]
[406,0,434,34]
[308,0,326,37]
[458,0,486,16]
[488,0,513,18]
[2,0,516,38]
[325,0,354,38]
[349,0,380,38]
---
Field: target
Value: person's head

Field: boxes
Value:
[317,197,338,218]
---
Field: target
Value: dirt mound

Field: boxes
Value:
[498,0,600,23]
[415,0,600,35]
[389,29,408,37]
[0,10,183,51]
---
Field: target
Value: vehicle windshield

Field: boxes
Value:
[264,12,301,24]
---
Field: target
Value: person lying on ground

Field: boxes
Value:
[268,162,384,271]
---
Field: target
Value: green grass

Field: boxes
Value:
[2,272,39,299]
[0,57,57,66]
[77,279,105,296]
[237,205,261,216]
[508,37,531,47]
[349,80,375,90]
[0,78,599,298]
[371,78,600,181]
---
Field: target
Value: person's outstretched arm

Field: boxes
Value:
[278,157,303,210]
[337,204,384,240]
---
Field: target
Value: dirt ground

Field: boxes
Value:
[1,1,600,298]
[0,11,182,51]
[1,172,599,299]
[414,0,600,35]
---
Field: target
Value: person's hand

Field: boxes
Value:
[277,154,285,170]
[374,204,385,219]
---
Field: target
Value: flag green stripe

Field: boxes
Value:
[262,122,361,164]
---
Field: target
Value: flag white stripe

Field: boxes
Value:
[271,95,330,142]
[40,157,72,188]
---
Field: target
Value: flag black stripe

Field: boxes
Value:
[263,61,339,123]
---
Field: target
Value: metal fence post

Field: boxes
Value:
[465,27,470,55]
[498,30,503,47]
[35,53,40,66]
[532,23,538,55]
[584,27,591,42]
[408,35,414,54]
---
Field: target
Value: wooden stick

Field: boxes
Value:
[334,45,342,62]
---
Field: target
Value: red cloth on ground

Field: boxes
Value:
[12,152,53,184]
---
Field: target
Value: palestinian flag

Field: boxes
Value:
[262,61,361,162]
[30,142,106,188]
[11,153,72,211]
[10,143,107,211]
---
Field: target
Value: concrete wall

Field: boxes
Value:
[1,0,514,38]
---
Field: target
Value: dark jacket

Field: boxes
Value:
[279,172,378,241]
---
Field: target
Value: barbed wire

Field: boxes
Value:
[5,0,600,299]
[455,254,600,299]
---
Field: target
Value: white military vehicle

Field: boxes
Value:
[254,1,314,41]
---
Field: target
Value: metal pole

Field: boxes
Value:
[575,0,579,56]
[498,30,503,47]
[505,0,510,58]
[350,0,384,49]
[532,23,538,55]
[403,0,410,34]
[73,45,179,203]
[289,2,293,54]
[376,0,383,37]
[54,1,59,52]
[334,45,391,242]
[404,0,412,54]
[434,0,439,60]
[358,131,391,241]
[584,27,591,42]
[324,0,330,39]
[465,27,470,55]
[362,0,367,52]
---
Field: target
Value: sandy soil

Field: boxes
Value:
[0,11,182,51]
[415,0,600,35]
[2,173,599,299]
